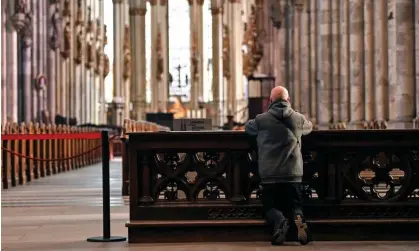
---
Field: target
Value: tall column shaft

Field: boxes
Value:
[349,0,364,126]
[318,0,331,127]
[300,6,309,116]
[197,0,204,103]
[331,0,339,123]
[158,0,169,112]
[1,0,6,122]
[309,0,317,122]
[211,0,222,126]
[293,7,301,112]
[113,0,121,99]
[48,1,60,122]
[23,40,32,123]
[6,28,18,122]
[388,0,415,127]
[415,0,419,120]
[339,0,350,123]
[150,0,158,111]
[129,1,147,120]
[98,0,105,123]
[373,1,388,122]
[364,0,374,122]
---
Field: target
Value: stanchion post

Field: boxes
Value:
[87,130,126,242]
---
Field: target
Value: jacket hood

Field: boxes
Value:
[268,100,294,120]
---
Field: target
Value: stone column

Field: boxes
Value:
[188,0,198,110]
[339,0,349,124]
[227,0,243,119]
[129,0,147,120]
[6,0,19,122]
[309,0,317,122]
[122,1,130,120]
[415,1,419,121]
[388,0,415,128]
[150,0,158,112]
[22,18,33,123]
[98,0,105,123]
[158,0,169,112]
[348,0,364,128]
[331,0,339,124]
[1,0,6,123]
[211,0,223,126]
[112,0,123,124]
[48,0,60,123]
[301,3,311,116]
[196,0,204,104]
[364,0,374,123]
[293,4,302,112]
[317,0,331,128]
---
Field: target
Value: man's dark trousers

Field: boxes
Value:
[262,182,303,234]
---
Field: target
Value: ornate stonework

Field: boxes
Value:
[74,29,84,64]
[242,5,263,77]
[197,0,205,5]
[129,8,147,16]
[21,13,33,48]
[222,25,230,79]
[123,25,131,80]
[211,7,222,15]
[61,22,71,58]
[103,25,108,45]
[62,0,71,17]
[103,54,110,77]
[149,0,158,6]
[159,0,168,5]
[156,29,163,81]
[268,0,286,28]
[292,0,305,12]
[12,0,28,32]
[191,31,199,80]
[49,4,61,50]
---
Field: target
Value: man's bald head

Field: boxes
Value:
[270,86,289,103]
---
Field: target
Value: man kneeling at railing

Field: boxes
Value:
[245,86,313,246]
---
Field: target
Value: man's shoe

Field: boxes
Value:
[271,219,289,245]
[295,214,310,245]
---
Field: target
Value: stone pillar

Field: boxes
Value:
[339,0,349,123]
[309,0,317,122]
[211,0,223,126]
[6,2,19,123]
[348,0,364,128]
[196,0,204,104]
[122,1,130,120]
[129,0,147,120]
[300,3,310,116]
[48,0,60,123]
[1,0,6,123]
[318,0,331,128]
[158,0,169,112]
[388,0,415,128]
[415,1,419,121]
[22,20,33,123]
[112,0,124,124]
[98,0,105,123]
[364,0,374,123]
[293,4,302,112]
[227,0,243,119]
[331,0,339,124]
[188,0,198,110]
[150,0,158,112]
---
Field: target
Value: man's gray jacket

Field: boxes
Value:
[245,100,313,184]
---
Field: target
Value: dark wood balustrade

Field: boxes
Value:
[125,130,419,243]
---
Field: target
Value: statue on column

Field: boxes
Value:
[21,13,33,48]
[156,28,163,81]
[222,25,230,79]
[61,21,71,58]
[103,54,110,77]
[74,29,84,64]
[49,4,61,50]
[123,25,131,80]
[191,32,199,81]
[12,0,28,32]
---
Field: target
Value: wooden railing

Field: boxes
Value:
[124,130,419,242]
[121,119,170,195]
[1,122,102,189]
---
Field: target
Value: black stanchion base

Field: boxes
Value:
[87,236,127,242]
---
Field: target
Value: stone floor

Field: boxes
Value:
[2,159,419,250]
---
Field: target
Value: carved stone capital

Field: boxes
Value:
[292,0,304,12]
[197,0,205,5]
[159,0,167,5]
[129,7,147,16]
[149,0,158,6]
[112,0,123,4]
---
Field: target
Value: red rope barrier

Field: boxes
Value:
[1,132,102,141]
[0,134,119,162]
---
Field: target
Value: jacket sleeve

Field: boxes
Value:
[301,116,313,135]
[245,119,258,136]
